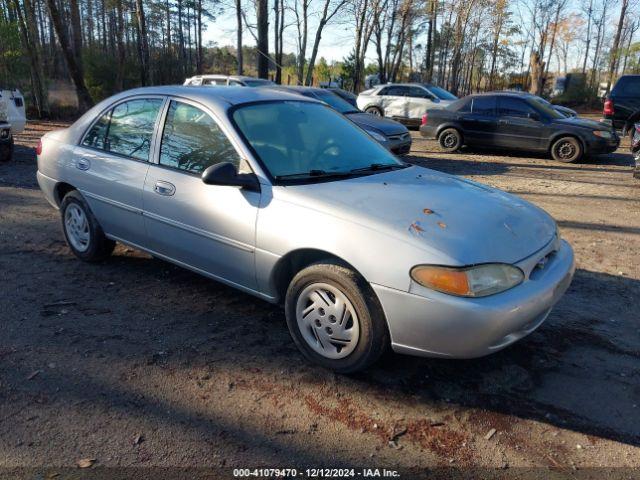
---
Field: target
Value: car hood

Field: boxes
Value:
[278,166,556,265]
[346,112,408,135]
[553,116,609,130]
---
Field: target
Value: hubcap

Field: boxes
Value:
[443,133,456,148]
[295,283,360,360]
[557,141,576,160]
[368,108,381,116]
[64,204,90,252]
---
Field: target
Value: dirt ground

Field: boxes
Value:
[0,121,639,478]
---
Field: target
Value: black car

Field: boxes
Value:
[420,93,619,163]
[270,86,412,155]
[326,87,358,107]
[0,122,12,162]
[603,75,640,130]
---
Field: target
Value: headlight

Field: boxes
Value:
[410,263,524,297]
[593,130,612,139]
[0,129,9,139]
[364,129,387,143]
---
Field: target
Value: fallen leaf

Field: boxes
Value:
[485,428,497,440]
[133,434,145,445]
[437,221,447,229]
[423,208,434,215]
[77,458,96,468]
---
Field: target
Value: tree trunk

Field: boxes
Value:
[236,0,243,74]
[257,0,269,78]
[115,0,126,91]
[135,0,150,84]
[606,0,629,92]
[44,0,94,111]
[529,50,545,95]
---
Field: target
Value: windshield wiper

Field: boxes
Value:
[349,163,408,173]
[275,169,353,180]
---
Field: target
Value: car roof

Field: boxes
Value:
[270,85,324,94]
[189,74,266,81]
[110,85,315,107]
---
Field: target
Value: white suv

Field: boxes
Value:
[184,75,274,87]
[356,83,457,126]
[0,89,26,162]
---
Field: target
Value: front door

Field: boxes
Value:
[72,97,164,245]
[142,99,260,290]
[378,86,408,118]
[495,97,545,150]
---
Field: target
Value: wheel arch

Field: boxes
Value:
[271,248,367,304]
[54,182,77,207]
[547,132,586,153]
[435,122,464,139]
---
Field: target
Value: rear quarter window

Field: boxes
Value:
[612,77,640,96]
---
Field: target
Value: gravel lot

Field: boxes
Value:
[0,121,639,477]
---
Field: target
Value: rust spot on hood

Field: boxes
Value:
[409,221,425,235]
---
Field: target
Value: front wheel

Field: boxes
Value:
[285,261,388,373]
[60,190,115,262]
[365,106,383,116]
[551,136,583,163]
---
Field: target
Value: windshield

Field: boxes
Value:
[424,85,457,101]
[232,101,402,181]
[529,98,565,119]
[243,79,275,87]
[311,90,359,114]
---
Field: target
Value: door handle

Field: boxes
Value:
[154,181,175,196]
[498,119,510,125]
[76,158,90,171]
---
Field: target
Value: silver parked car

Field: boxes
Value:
[184,74,274,87]
[357,83,457,126]
[36,86,575,373]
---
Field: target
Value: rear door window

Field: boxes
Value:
[81,98,163,161]
[471,96,496,115]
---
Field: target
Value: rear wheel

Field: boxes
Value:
[0,137,14,162]
[60,190,115,262]
[365,106,383,116]
[551,136,583,163]
[438,128,462,152]
[285,261,388,373]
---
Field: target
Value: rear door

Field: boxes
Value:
[73,96,164,246]
[461,96,498,144]
[377,86,407,118]
[142,98,260,290]
[495,97,545,150]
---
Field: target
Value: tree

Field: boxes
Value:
[44,0,93,111]
[256,0,269,78]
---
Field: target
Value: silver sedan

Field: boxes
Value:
[36,86,575,373]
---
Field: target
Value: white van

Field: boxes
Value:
[0,89,26,134]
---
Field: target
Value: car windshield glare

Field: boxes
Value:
[313,91,358,114]
[232,101,401,180]
[425,85,457,101]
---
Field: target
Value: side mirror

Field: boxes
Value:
[201,162,260,192]
[528,112,541,121]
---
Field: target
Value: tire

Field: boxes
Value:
[365,106,383,117]
[0,138,14,162]
[551,136,583,163]
[285,260,389,374]
[438,128,462,152]
[60,190,115,262]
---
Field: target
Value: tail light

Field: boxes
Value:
[421,113,428,125]
[603,99,615,116]
[36,139,42,156]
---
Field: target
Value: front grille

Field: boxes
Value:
[388,133,410,142]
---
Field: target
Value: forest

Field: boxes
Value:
[0,0,638,117]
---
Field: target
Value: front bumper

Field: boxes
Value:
[388,132,412,155]
[373,239,575,359]
[587,134,620,154]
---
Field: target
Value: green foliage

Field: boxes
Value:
[0,22,29,89]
